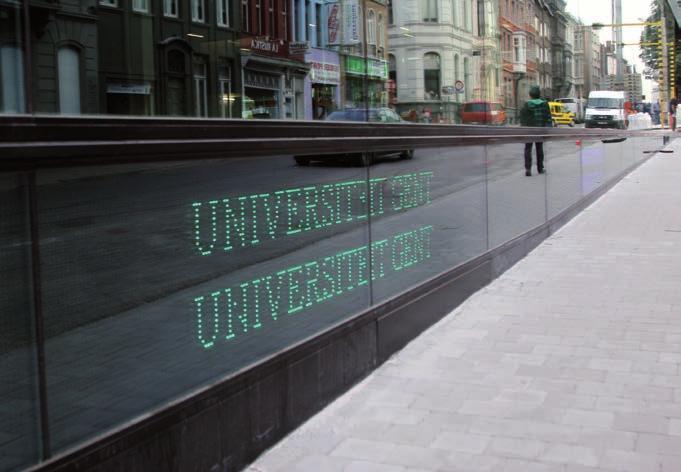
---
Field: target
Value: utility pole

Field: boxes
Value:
[612,0,623,81]
[661,0,670,128]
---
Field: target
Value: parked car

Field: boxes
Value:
[460,101,507,125]
[548,101,575,127]
[294,108,414,166]
[554,97,585,123]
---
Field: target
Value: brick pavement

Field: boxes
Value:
[247,137,681,472]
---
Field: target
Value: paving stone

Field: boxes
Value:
[430,431,491,454]
[540,444,600,468]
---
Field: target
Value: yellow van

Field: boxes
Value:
[549,101,575,127]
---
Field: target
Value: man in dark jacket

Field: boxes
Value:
[519,85,552,176]
[670,96,678,131]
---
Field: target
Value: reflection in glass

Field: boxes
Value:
[369,146,487,303]
[0,0,25,114]
[0,173,40,471]
[39,158,371,452]
[487,142,547,248]
[7,0,648,124]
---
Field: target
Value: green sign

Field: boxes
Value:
[345,56,388,79]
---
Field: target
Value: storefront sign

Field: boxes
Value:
[310,61,340,84]
[367,59,388,79]
[240,36,287,57]
[244,70,280,90]
[289,41,310,54]
[346,56,365,75]
[107,83,151,94]
[327,2,340,44]
[343,0,360,45]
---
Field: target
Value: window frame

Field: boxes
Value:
[164,0,179,18]
[132,0,148,12]
[192,0,206,23]
[216,0,230,27]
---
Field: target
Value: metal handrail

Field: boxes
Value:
[0,114,663,170]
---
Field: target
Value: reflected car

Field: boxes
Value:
[548,102,575,127]
[460,101,507,125]
[294,107,414,166]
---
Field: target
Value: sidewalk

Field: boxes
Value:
[248,138,681,472]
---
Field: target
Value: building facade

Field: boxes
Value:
[387,0,485,123]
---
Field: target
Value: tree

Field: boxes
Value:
[639,0,662,79]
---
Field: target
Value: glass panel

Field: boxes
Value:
[487,141,547,248]
[580,139,606,196]
[0,173,41,470]
[0,0,25,114]
[368,145,487,303]
[39,156,371,451]
[546,139,582,218]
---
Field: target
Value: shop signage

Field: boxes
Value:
[367,59,388,79]
[454,80,465,93]
[441,86,455,95]
[343,0,360,45]
[244,70,280,90]
[289,41,310,54]
[240,36,287,57]
[327,2,340,44]
[346,57,388,80]
[309,61,340,84]
[346,56,365,75]
[107,83,151,94]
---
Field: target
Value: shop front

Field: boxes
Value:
[304,49,341,120]
[239,36,309,120]
[342,56,389,110]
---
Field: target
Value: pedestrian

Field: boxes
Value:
[519,85,552,176]
[670,96,678,131]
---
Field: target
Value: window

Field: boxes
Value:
[388,54,397,98]
[270,0,276,36]
[453,53,460,102]
[219,63,232,118]
[164,0,178,17]
[388,0,393,24]
[378,14,384,49]
[316,2,322,46]
[282,0,288,39]
[133,0,148,12]
[192,0,205,22]
[463,56,470,100]
[422,0,437,22]
[216,0,229,26]
[423,53,440,100]
[367,10,376,45]
[1,46,25,113]
[193,59,208,117]
[58,47,81,114]
[99,0,118,7]
[256,0,262,33]
[476,0,484,36]
[464,0,472,31]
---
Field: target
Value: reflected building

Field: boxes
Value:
[336,0,389,111]
[100,0,240,117]
[21,0,100,114]
[0,0,26,113]
[499,0,530,122]
[387,0,489,123]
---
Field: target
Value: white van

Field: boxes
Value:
[584,91,627,129]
